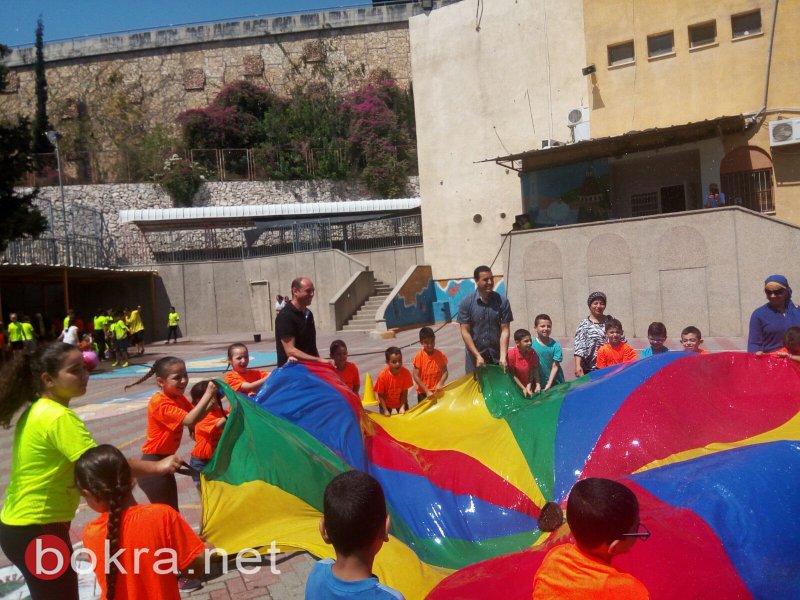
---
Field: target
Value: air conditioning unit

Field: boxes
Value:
[567,106,591,142]
[769,118,800,147]
[541,139,564,150]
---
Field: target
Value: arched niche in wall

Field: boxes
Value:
[586,233,631,276]
[658,226,708,271]
[524,241,563,280]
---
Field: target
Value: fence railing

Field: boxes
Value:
[120,214,422,265]
[15,145,417,187]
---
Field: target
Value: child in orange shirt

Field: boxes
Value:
[680,326,707,354]
[759,326,800,363]
[373,346,413,416]
[223,342,269,396]
[76,445,207,599]
[596,319,638,368]
[532,478,649,599]
[125,356,218,511]
[412,327,448,402]
[330,339,360,394]
[507,328,541,397]
[188,380,228,489]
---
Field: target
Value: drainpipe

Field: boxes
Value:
[746,0,779,128]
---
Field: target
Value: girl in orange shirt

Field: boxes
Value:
[330,339,360,394]
[188,380,228,490]
[76,445,206,600]
[223,343,269,396]
[125,357,218,511]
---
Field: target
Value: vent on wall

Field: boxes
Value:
[769,118,800,147]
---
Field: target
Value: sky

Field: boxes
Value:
[0,1,371,47]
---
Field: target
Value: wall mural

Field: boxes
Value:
[521,158,611,227]
[384,274,506,329]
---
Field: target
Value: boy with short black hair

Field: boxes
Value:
[639,322,668,358]
[306,471,404,599]
[412,327,448,402]
[532,477,649,598]
[508,328,541,397]
[373,347,413,416]
[680,326,706,354]
[596,318,637,368]
[532,314,564,390]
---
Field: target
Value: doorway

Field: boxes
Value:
[660,185,686,213]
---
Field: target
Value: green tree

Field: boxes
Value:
[0,46,48,251]
[31,17,52,153]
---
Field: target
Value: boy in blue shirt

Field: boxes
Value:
[306,471,404,599]
[639,322,669,358]
[532,314,565,390]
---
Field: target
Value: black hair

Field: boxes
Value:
[419,327,435,341]
[647,322,667,337]
[74,445,134,600]
[323,470,387,556]
[784,326,800,349]
[385,346,402,362]
[681,325,702,338]
[473,265,492,280]
[605,318,623,332]
[330,339,348,356]
[534,314,552,326]
[190,380,211,405]
[124,356,185,390]
[227,343,248,360]
[567,478,639,548]
[0,343,80,428]
[514,328,531,342]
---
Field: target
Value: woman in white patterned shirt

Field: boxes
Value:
[573,291,617,377]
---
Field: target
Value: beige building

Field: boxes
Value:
[409,0,588,279]
[501,0,799,228]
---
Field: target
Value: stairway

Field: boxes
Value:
[340,280,393,332]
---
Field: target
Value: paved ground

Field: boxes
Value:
[0,323,746,599]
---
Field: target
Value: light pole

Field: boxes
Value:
[45,129,70,266]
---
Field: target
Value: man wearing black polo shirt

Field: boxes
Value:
[275,277,331,367]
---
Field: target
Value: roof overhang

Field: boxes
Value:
[119,198,422,230]
[484,115,746,172]
[0,264,156,285]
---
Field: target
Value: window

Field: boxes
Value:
[721,170,774,213]
[608,41,635,66]
[689,21,717,47]
[647,32,675,58]
[631,192,659,217]
[732,10,761,38]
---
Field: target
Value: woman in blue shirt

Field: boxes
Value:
[747,274,800,352]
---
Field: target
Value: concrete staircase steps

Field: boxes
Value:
[340,279,392,332]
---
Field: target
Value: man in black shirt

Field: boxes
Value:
[275,277,331,367]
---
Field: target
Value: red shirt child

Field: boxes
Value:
[507,330,541,397]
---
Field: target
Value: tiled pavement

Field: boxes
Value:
[0,322,746,599]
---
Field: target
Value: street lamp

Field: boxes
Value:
[45,129,70,266]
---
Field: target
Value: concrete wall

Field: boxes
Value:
[350,245,425,287]
[143,245,425,337]
[506,206,800,339]
[409,0,588,279]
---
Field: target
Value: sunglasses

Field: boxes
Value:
[620,522,650,542]
[765,289,786,297]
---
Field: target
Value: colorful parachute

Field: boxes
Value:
[200,353,800,599]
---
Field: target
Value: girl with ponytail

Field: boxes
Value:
[0,344,182,600]
[126,356,219,511]
[76,445,206,600]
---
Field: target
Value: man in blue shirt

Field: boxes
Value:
[457,265,513,373]
[703,183,726,208]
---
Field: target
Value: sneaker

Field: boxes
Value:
[111,362,119,367]
[165,341,170,345]
[122,362,129,368]
[178,577,203,593]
